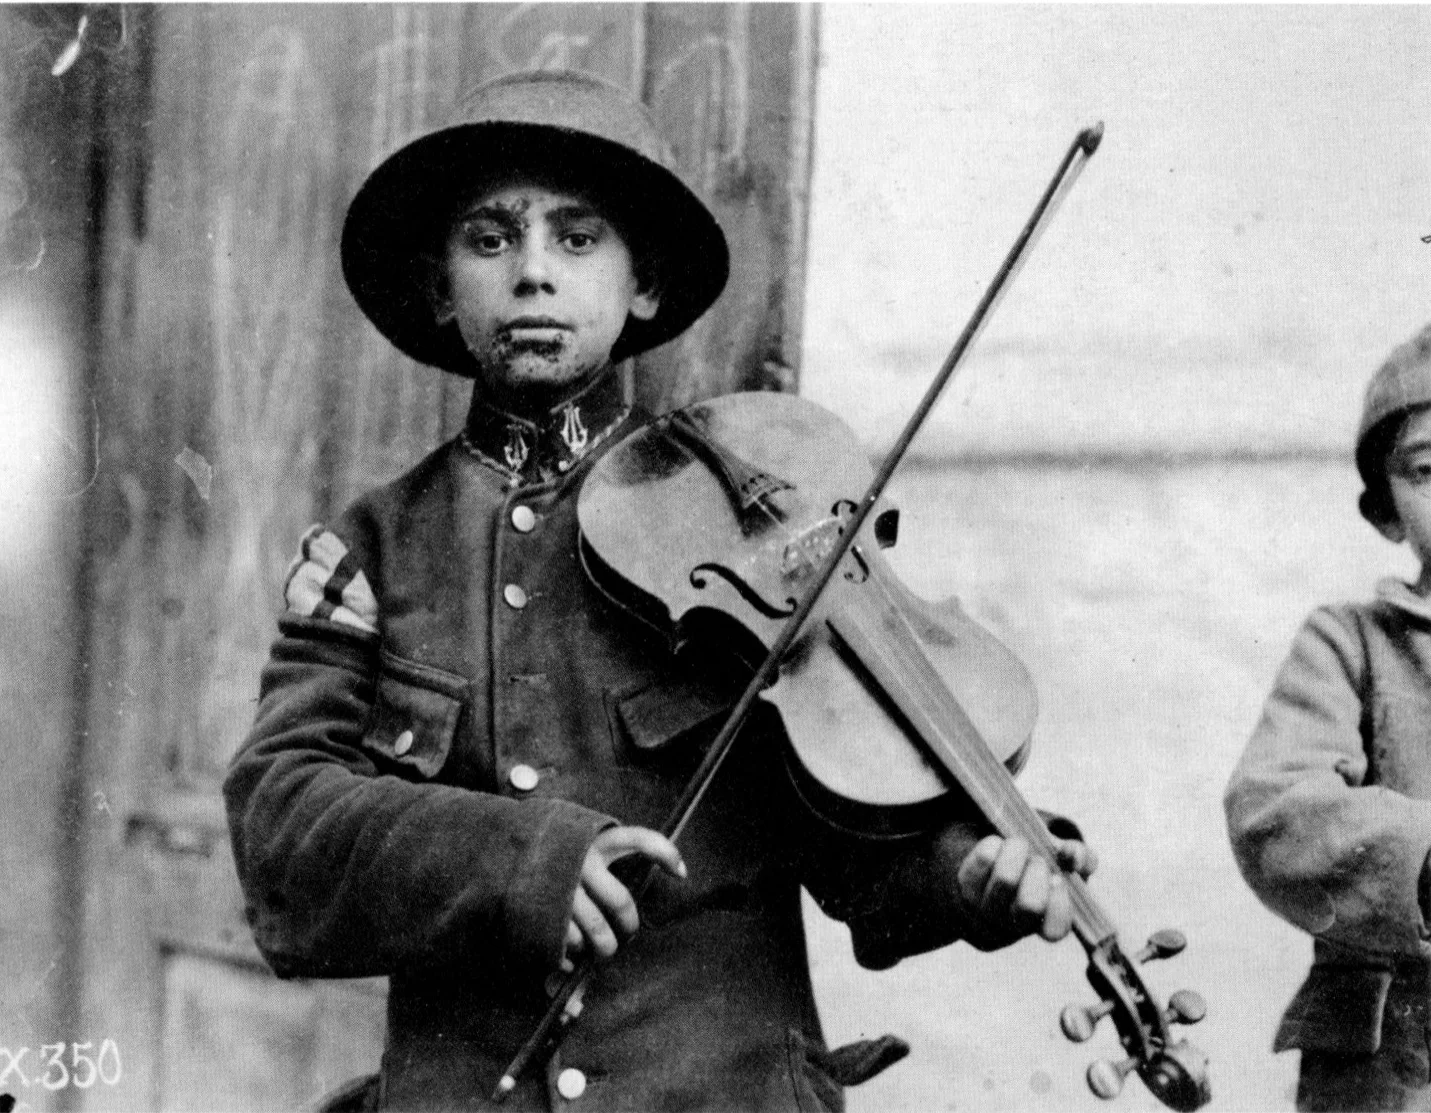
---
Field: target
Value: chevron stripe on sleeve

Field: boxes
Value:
[282,525,379,635]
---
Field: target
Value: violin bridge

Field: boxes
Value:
[782,517,842,579]
[739,472,794,515]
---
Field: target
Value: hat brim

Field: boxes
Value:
[341,121,730,374]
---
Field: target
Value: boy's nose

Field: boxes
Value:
[514,239,557,294]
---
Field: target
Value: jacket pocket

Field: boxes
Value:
[607,673,732,760]
[786,1028,909,1112]
[1275,964,1394,1054]
[362,652,467,779]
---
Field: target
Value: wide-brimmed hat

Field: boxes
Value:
[341,70,730,374]
[1356,322,1431,526]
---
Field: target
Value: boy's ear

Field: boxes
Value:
[629,286,660,323]
[1362,484,1406,542]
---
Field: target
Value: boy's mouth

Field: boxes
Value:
[500,317,572,341]
[495,319,569,361]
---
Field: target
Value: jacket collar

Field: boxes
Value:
[1376,577,1431,624]
[459,368,630,486]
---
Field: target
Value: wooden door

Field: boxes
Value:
[73,5,817,1110]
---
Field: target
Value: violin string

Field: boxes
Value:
[857,572,1047,843]
[858,567,1109,935]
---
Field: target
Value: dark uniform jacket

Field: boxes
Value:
[1226,585,1431,1104]
[225,371,1019,1113]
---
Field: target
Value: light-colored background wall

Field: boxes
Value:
[799,6,1429,1112]
[805,4,1430,460]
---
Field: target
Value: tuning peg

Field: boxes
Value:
[1087,1056,1138,1101]
[1060,999,1115,1043]
[1135,928,1187,964]
[1164,989,1207,1026]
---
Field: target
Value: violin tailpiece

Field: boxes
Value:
[664,409,794,525]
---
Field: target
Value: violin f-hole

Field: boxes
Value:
[690,563,798,619]
[842,545,870,584]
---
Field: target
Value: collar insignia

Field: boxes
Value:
[503,426,530,472]
[559,403,589,454]
[460,370,629,485]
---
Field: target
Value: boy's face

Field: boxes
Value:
[1379,405,1431,577]
[434,176,659,405]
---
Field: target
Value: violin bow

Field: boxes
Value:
[495,122,1149,1103]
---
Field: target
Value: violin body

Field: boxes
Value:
[579,391,1038,834]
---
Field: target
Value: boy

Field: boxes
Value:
[1227,322,1431,1112]
[225,70,1094,1112]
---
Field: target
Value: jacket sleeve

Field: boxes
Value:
[1224,605,1431,957]
[223,523,613,985]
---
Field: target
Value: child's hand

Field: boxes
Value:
[563,825,686,969]
[956,834,1098,944]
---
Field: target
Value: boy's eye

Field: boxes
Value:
[561,229,600,252]
[556,214,608,252]
[1392,454,1431,485]
[457,224,509,255]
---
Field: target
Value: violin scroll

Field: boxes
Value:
[1140,1039,1213,1112]
[1088,1039,1210,1112]
[1066,929,1210,1110]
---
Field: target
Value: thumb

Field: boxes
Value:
[595,825,688,880]
[955,834,1002,902]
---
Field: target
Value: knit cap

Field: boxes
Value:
[1357,322,1431,526]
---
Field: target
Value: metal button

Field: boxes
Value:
[508,763,540,792]
[511,505,537,532]
[556,1068,586,1100]
[393,729,414,757]
[503,584,529,609]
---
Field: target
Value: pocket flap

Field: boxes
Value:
[363,653,467,778]
[1274,964,1393,1055]
[611,675,732,754]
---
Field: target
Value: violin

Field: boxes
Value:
[578,391,1211,1111]
[495,123,1211,1110]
